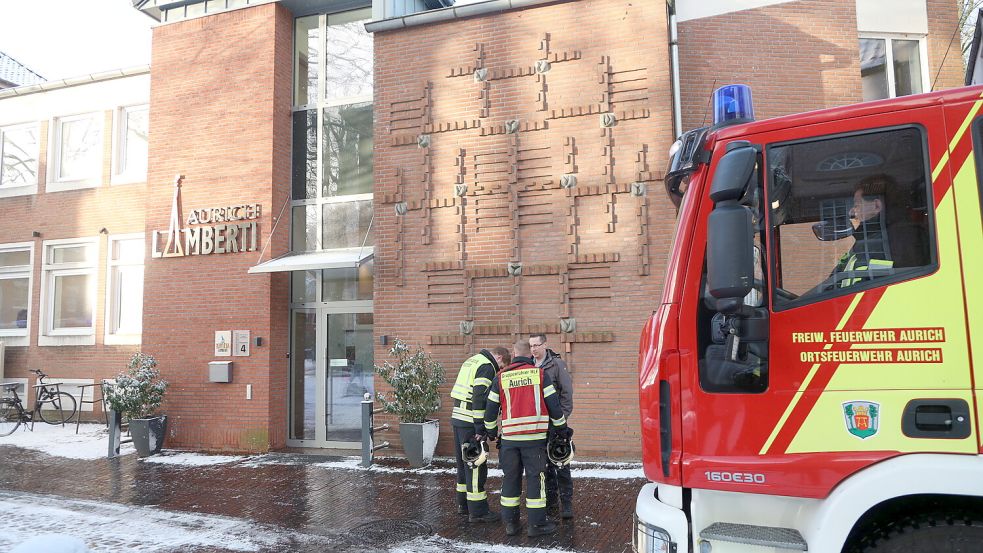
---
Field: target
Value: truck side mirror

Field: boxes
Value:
[707,204,754,304]
[707,144,756,309]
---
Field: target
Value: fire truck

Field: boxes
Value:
[634,84,983,552]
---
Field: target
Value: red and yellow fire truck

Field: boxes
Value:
[635,84,983,552]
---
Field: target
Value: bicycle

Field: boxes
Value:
[0,369,78,437]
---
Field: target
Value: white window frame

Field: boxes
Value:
[0,122,40,198]
[104,233,144,345]
[48,112,105,192]
[39,237,99,346]
[859,33,930,100]
[111,105,149,185]
[0,242,34,347]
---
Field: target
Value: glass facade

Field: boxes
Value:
[288,7,374,447]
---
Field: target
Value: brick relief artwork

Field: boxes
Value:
[376,0,670,456]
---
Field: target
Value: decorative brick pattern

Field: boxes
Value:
[375,0,671,459]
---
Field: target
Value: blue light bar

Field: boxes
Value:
[712,84,754,126]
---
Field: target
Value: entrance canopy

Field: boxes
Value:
[247,247,374,274]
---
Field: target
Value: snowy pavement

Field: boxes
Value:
[0,424,642,552]
[0,491,584,553]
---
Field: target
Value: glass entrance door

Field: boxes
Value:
[323,311,373,442]
[288,307,373,447]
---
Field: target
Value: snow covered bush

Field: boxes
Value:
[105,353,168,420]
[374,339,444,423]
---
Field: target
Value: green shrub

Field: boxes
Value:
[374,339,444,423]
[105,353,168,420]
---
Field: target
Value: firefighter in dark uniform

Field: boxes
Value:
[451,346,509,522]
[483,340,570,537]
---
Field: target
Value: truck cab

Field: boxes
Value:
[635,85,983,553]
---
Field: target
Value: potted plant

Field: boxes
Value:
[105,353,169,457]
[374,339,445,468]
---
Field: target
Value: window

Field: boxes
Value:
[0,123,39,197]
[767,127,934,309]
[113,106,149,183]
[289,8,374,304]
[40,238,98,345]
[105,235,144,344]
[859,36,927,101]
[0,243,33,346]
[50,113,103,191]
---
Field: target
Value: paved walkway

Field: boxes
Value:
[0,434,644,552]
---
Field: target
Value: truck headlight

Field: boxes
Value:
[633,514,676,553]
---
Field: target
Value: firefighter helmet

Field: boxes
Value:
[547,436,575,467]
[462,438,488,468]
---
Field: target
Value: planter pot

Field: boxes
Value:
[399,420,439,468]
[129,415,168,457]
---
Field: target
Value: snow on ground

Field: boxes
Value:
[0,490,335,552]
[309,457,644,480]
[141,451,242,466]
[0,423,134,460]
[0,491,566,553]
[0,426,644,479]
[392,535,574,553]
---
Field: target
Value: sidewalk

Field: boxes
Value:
[0,424,644,552]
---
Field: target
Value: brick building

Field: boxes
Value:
[0,0,964,458]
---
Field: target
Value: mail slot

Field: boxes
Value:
[208,361,232,383]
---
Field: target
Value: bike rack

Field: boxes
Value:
[361,393,390,467]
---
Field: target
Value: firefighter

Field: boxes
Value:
[451,346,510,522]
[529,333,575,519]
[484,340,570,537]
[835,176,894,288]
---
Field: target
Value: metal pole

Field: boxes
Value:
[108,410,122,458]
[361,393,389,467]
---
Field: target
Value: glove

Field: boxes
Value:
[552,426,573,441]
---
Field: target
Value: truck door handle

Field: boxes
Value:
[902,399,971,439]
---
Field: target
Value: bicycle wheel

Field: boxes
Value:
[0,402,22,437]
[37,392,77,425]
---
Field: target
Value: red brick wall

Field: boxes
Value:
[373,0,674,459]
[678,0,864,130]
[143,3,293,452]
[678,0,964,129]
[0,114,145,398]
[927,0,965,91]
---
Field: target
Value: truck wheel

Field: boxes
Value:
[861,511,983,552]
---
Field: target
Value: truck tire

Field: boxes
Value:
[860,511,983,552]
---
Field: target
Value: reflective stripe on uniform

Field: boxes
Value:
[550,416,566,426]
[502,422,549,434]
[526,496,546,508]
[474,377,492,387]
[502,431,548,441]
[456,483,467,492]
[501,496,521,507]
[840,256,894,287]
[485,420,498,431]
[467,491,488,501]
[502,414,546,425]
[451,354,488,401]
[487,391,499,403]
[543,384,556,397]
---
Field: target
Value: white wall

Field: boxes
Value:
[0,73,150,126]
[856,0,928,34]
[676,0,795,22]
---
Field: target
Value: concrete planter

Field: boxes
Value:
[129,415,167,457]
[399,420,439,468]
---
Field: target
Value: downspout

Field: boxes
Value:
[668,0,682,138]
